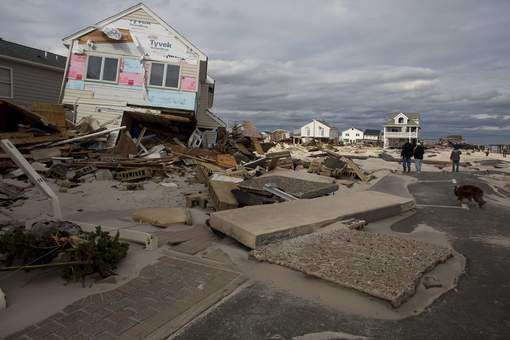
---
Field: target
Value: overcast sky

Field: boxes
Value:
[1,0,509,143]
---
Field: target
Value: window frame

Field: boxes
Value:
[84,54,120,83]
[0,66,13,98]
[148,61,181,89]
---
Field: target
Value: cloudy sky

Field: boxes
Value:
[1,0,510,143]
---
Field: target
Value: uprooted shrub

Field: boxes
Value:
[62,227,129,281]
[0,223,129,282]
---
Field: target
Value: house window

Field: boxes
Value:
[398,117,405,123]
[319,127,324,136]
[86,55,119,82]
[0,67,13,98]
[149,62,180,88]
[356,133,360,137]
[345,133,349,137]
[305,127,311,136]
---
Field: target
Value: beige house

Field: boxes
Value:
[383,112,421,148]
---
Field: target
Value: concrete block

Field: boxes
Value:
[238,175,338,199]
[132,207,192,227]
[209,180,238,211]
[210,190,415,249]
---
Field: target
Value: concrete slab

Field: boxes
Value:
[238,175,339,198]
[260,168,336,184]
[132,207,192,227]
[252,227,453,307]
[209,190,415,249]
[209,180,239,210]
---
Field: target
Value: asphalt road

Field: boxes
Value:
[174,172,510,340]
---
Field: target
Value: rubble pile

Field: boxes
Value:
[0,113,374,212]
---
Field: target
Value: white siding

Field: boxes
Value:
[83,83,147,106]
[300,120,332,138]
[62,89,93,104]
[122,8,159,24]
[341,128,364,143]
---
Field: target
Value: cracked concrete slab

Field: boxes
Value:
[251,227,453,307]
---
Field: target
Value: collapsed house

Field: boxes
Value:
[59,3,225,148]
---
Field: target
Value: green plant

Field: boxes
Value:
[0,227,61,266]
[62,226,129,281]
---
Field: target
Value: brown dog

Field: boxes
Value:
[454,185,486,207]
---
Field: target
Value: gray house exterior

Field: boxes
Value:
[0,38,66,107]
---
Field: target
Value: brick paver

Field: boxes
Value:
[6,255,243,340]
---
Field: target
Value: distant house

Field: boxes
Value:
[341,127,364,144]
[271,129,290,142]
[363,129,381,144]
[383,112,421,148]
[0,38,66,107]
[298,119,338,142]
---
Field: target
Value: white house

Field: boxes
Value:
[363,129,382,144]
[383,112,421,148]
[299,119,338,142]
[341,127,364,144]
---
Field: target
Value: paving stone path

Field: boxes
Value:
[7,255,243,340]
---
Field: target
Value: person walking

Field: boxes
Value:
[450,146,462,172]
[401,141,414,173]
[413,142,425,173]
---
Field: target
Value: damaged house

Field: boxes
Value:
[59,3,224,147]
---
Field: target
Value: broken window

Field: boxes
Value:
[86,55,119,82]
[149,62,181,88]
[0,67,13,98]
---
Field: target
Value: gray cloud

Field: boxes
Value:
[1,0,509,143]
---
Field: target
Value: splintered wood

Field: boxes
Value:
[252,228,453,307]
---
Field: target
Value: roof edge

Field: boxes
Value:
[61,3,207,60]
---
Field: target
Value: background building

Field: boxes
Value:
[0,39,66,107]
[341,127,364,144]
[298,119,339,143]
[270,129,290,142]
[363,129,381,144]
[383,112,421,148]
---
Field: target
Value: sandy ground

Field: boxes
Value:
[269,143,510,174]
[0,171,211,336]
[2,151,508,335]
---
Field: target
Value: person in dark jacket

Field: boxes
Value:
[450,146,462,172]
[413,142,425,173]
[401,141,414,172]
